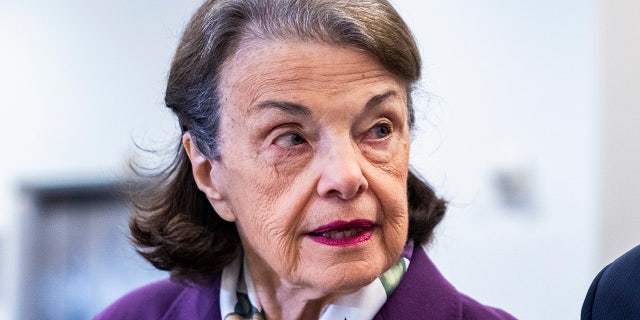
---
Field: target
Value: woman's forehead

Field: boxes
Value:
[226,40,389,77]
[217,40,406,113]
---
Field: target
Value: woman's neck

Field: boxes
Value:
[254,284,337,320]
[243,256,341,320]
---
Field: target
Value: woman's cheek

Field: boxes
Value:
[269,151,313,178]
[255,217,303,271]
[249,187,301,239]
[361,134,409,167]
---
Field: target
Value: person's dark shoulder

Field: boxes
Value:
[94,279,186,320]
[582,244,640,319]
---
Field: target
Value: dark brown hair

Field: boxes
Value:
[130,0,447,283]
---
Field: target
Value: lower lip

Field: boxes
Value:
[308,229,373,247]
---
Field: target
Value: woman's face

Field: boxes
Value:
[205,40,410,296]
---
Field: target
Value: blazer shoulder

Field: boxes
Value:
[582,244,640,319]
[94,278,186,320]
[459,293,518,320]
[376,245,517,320]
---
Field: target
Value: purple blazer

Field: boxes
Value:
[96,245,516,319]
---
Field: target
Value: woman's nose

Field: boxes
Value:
[316,141,369,200]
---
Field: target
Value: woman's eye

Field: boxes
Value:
[273,132,307,147]
[369,123,392,139]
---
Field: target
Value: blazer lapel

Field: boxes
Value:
[375,245,462,320]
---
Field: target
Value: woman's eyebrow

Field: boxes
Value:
[254,90,398,116]
[255,100,312,117]
[365,91,397,111]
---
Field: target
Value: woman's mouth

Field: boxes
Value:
[308,219,374,247]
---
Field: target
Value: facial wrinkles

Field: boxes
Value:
[362,153,409,233]
[228,164,307,281]
[265,173,314,275]
[218,93,311,280]
[271,150,376,279]
[271,131,379,278]
[223,133,316,279]
[262,103,405,278]
[364,137,410,178]
[235,58,395,111]
[359,131,410,264]
[250,72,394,106]
[227,111,407,280]
[216,41,412,297]
[309,128,407,266]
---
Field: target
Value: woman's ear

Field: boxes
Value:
[183,133,222,200]
[182,133,236,222]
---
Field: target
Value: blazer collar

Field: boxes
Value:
[375,245,462,319]
[168,245,461,320]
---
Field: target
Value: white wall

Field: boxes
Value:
[0,1,632,319]
[395,1,600,319]
[600,0,640,265]
[0,2,202,319]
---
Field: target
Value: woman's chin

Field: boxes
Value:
[292,231,403,294]
[300,260,386,295]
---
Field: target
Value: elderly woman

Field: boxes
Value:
[97,0,516,319]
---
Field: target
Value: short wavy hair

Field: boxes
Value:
[130,0,447,283]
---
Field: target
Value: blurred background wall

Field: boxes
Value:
[0,0,638,319]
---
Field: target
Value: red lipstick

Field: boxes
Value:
[308,219,374,247]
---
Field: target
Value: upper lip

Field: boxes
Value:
[309,219,374,235]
